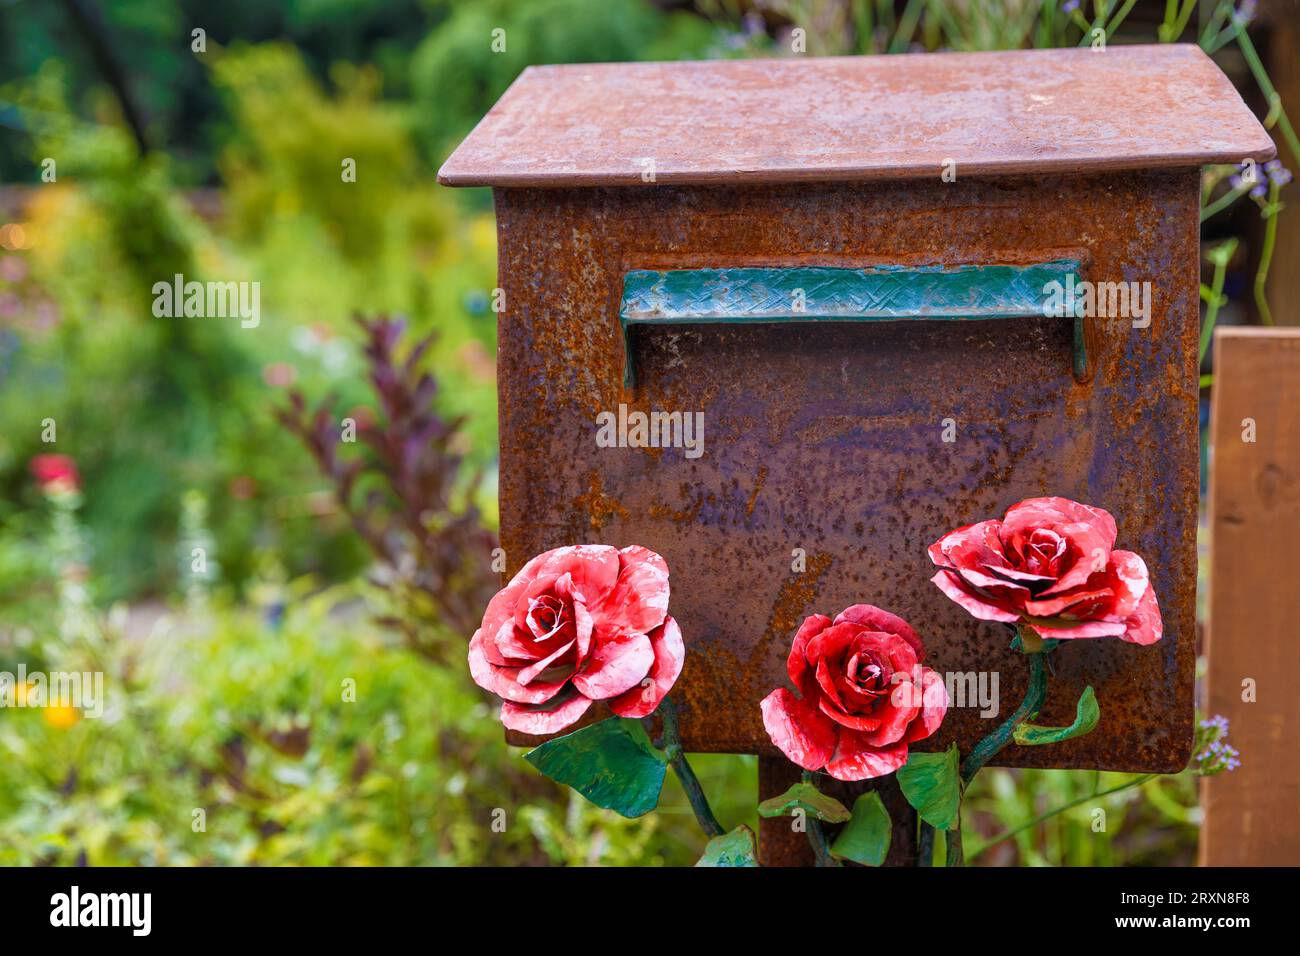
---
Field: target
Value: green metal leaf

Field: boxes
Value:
[829,792,891,866]
[524,717,667,818]
[756,782,852,823]
[1014,685,1100,746]
[897,744,962,831]
[695,825,759,867]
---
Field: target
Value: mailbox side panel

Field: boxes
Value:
[493,170,1198,773]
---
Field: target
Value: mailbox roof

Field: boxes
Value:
[438,44,1273,188]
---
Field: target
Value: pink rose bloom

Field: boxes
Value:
[469,545,683,735]
[928,496,1162,644]
[760,605,948,781]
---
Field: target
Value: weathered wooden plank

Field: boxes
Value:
[1201,327,1300,866]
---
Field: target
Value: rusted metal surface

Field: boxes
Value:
[490,169,1202,773]
[438,45,1273,188]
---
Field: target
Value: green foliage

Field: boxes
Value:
[525,718,668,819]
[1014,685,1100,746]
[898,743,962,830]
[410,0,716,158]
[757,781,851,823]
[213,43,441,263]
[695,824,758,867]
[829,792,891,866]
[963,766,1201,866]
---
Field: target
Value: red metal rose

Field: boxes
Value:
[29,454,80,493]
[760,605,948,781]
[928,496,1162,645]
[469,544,683,735]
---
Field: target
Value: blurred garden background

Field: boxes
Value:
[0,0,1291,866]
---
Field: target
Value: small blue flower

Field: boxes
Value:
[1193,714,1240,775]
[1062,0,1081,13]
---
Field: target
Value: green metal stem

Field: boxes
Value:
[918,821,936,867]
[960,648,1051,785]
[946,640,1053,866]
[659,696,724,838]
[801,771,842,866]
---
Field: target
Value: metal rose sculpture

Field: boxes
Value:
[469,543,731,850]
[759,605,948,781]
[468,544,683,735]
[471,500,1201,868]
[927,497,1162,646]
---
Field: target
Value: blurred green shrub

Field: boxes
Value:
[410,0,717,158]
[213,42,444,263]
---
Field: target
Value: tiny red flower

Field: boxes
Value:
[29,454,79,493]
[927,496,1162,644]
[760,605,948,781]
[469,544,683,735]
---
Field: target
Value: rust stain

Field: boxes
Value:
[745,465,768,518]
[758,551,833,661]
[572,470,629,531]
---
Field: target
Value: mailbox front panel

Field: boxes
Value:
[493,169,1199,773]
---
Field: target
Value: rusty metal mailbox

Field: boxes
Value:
[439,46,1272,798]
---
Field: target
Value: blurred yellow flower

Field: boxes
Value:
[43,705,81,729]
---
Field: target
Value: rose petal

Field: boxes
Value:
[931,570,1020,623]
[861,681,920,747]
[469,629,570,704]
[1026,618,1127,639]
[478,550,552,657]
[814,657,848,710]
[535,545,621,605]
[824,735,909,782]
[618,544,668,577]
[850,630,919,677]
[760,688,837,772]
[1103,550,1151,622]
[571,631,654,700]
[572,599,594,661]
[516,640,576,686]
[588,553,670,638]
[1023,585,1115,619]
[985,563,1057,586]
[788,614,832,698]
[903,667,949,744]
[494,614,557,663]
[818,694,885,732]
[1004,498,1117,597]
[927,519,1007,571]
[1120,582,1163,645]
[804,621,867,667]
[954,564,1032,601]
[834,604,924,657]
[609,617,685,718]
[500,693,593,735]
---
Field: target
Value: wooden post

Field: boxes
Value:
[1201,327,1300,865]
